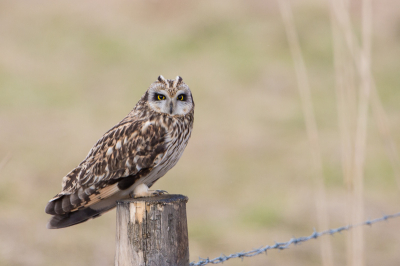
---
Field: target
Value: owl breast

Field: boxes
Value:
[140,115,193,188]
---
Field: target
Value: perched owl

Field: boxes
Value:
[45,76,194,229]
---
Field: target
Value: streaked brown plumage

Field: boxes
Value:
[45,76,194,229]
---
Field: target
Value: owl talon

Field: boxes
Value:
[131,190,168,198]
[131,184,169,198]
[153,190,168,195]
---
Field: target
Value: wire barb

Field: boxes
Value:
[190,211,400,266]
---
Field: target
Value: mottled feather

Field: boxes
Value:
[45,76,194,228]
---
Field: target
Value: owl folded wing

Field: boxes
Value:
[45,119,168,215]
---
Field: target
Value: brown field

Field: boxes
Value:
[1,0,400,265]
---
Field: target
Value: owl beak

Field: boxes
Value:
[169,102,173,115]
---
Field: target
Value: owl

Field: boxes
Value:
[45,76,194,229]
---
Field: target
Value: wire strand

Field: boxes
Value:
[190,211,400,266]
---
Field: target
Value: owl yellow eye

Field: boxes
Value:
[177,94,186,101]
[157,94,166,101]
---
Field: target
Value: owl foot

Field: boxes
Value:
[153,190,168,195]
[131,183,168,198]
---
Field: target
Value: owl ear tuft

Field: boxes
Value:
[157,75,170,88]
[158,75,167,83]
[173,76,183,87]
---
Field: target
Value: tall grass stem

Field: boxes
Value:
[278,1,333,266]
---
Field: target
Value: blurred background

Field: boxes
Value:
[1,0,400,265]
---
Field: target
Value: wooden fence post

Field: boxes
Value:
[115,194,189,266]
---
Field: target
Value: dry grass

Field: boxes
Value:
[328,1,399,265]
[1,0,400,266]
[278,1,333,265]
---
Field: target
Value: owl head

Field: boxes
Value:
[145,75,194,116]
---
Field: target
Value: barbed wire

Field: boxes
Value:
[190,211,400,266]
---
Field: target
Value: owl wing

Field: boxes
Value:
[45,119,168,216]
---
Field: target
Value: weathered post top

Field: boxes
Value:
[115,194,189,266]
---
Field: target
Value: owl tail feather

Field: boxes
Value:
[47,205,114,229]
